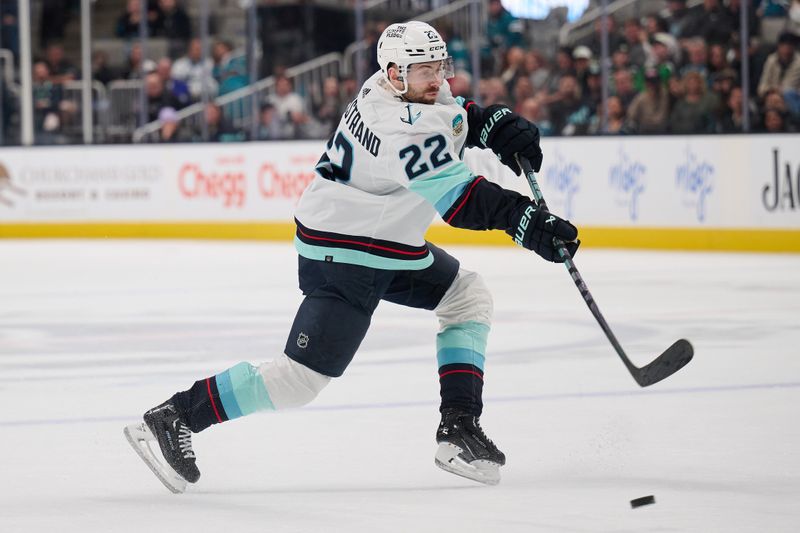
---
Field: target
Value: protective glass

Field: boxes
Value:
[405,57,455,85]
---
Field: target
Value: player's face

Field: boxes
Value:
[402,59,453,104]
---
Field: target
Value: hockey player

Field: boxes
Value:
[125,21,579,492]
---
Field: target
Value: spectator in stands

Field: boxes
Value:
[448,71,472,98]
[32,61,64,143]
[525,50,551,94]
[587,16,624,59]
[256,103,283,141]
[340,77,359,102]
[511,76,535,111]
[485,0,524,74]
[761,89,798,130]
[156,57,191,108]
[589,95,628,135]
[548,74,591,136]
[202,102,245,142]
[500,46,527,95]
[116,0,159,39]
[643,14,669,36]
[313,76,346,137]
[708,44,731,78]
[626,69,670,133]
[157,106,184,142]
[665,0,696,40]
[172,39,219,102]
[584,64,603,110]
[757,33,800,115]
[646,32,679,75]
[545,47,575,97]
[144,71,181,122]
[267,75,308,139]
[154,0,192,43]
[572,46,593,96]
[669,71,719,133]
[121,43,154,80]
[622,18,649,67]
[212,41,248,96]
[679,38,709,80]
[92,50,117,86]
[479,77,509,106]
[762,108,793,132]
[613,69,638,108]
[612,45,633,73]
[728,0,760,39]
[1,3,18,58]
[518,96,552,136]
[683,0,735,43]
[44,43,77,84]
[710,68,739,119]
[717,86,755,132]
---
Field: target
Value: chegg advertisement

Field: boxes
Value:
[0,137,797,251]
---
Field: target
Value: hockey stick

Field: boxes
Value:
[518,156,693,387]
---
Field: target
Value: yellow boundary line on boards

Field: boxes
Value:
[1,222,799,253]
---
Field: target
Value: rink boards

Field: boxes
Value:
[0,135,798,252]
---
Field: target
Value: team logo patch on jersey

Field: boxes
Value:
[452,114,464,136]
[401,103,421,125]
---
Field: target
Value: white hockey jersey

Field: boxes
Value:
[294,71,476,270]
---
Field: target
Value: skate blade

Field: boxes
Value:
[124,423,188,494]
[435,443,501,486]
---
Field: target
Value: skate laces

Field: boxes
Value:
[177,424,195,459]
[471,416,497,450]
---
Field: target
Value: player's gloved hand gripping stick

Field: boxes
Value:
[518,155,693,387]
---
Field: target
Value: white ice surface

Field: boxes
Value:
[1,240,798,533]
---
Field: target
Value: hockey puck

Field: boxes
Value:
[630,495,656,508]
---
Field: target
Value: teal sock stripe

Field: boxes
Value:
[436,321,490,371]
[215,362,275,419]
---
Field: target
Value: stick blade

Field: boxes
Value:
[634,339,694,387]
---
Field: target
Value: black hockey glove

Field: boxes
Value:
[479,105,543,174]
[507,202,580,262]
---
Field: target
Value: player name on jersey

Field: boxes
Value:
[343,100,382,157]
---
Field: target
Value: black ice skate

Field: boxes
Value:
[124,401,200,493]
[435,408,505,486]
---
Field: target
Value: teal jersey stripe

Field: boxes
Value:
[433,181,470,216]
[294,236,434,271]
[409,161,474,214]
[455,96,466,107]
[436,321,490,371]
[215,362,275,419]
[437,346,486,371]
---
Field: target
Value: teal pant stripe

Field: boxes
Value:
[436,321,490,371]
[215,362,275,419]
[436,347,486,371]
[215,369,243,420]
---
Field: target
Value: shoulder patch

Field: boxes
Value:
[361,87,371,98]
[452,114,464,136]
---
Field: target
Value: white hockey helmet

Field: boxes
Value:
[377,21,454,94]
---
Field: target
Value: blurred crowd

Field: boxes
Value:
[1,0,799,144]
